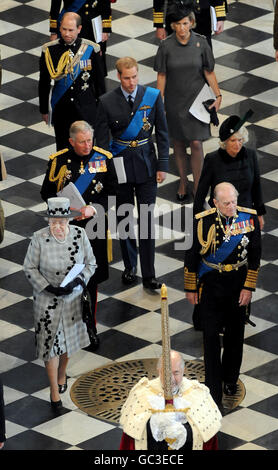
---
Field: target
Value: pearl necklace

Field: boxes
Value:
[49,226,69,244]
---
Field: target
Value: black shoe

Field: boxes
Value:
[88,332,100,351]
[87,328,99,351]
[58,377,67,394]
[218,404,226,416]
[224,383,238,396]
[176,193,191,204]
[176,193,188,202]
[50,395,62,410]
[122,267,137,285]
[143,278,162,290]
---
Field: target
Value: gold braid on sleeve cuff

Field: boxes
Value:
[153,10,164,25]
[102,16,112,30]
[184,267,197,291]
[244,269,259,291]
[215,4,226,19]
[50,19,57,29]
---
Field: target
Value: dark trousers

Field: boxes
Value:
[116,178,157,280]
[200,283,246,406]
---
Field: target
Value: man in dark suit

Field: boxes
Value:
[39,12,105,151]
[95,57,169,290]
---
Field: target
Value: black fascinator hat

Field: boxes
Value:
[167,0,197,23]
[219,109,254,142]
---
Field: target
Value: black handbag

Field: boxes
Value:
[81,287,93,325]
[79,280,92,325]
[79,280,99,350]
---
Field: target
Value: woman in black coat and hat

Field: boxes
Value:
[193,111,266,230]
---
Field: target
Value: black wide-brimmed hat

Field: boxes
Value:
[37,197,81,218]
[167,0,196,23]
[219,109,254,142]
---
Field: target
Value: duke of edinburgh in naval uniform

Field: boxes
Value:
[184,183,261,408]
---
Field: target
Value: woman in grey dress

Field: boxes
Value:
[154,1,222,201]
[23,197,96,409]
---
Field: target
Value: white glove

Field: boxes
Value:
[150,411,188,450]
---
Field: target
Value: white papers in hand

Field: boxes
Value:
[57,182,86,210]
[210,7,217,33]
[113,156,127,184]
[189,84,216,124]
[92,15,102,43]
[60,264,85,289]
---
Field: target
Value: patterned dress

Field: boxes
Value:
[23,225,96,361]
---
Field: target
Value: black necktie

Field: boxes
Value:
[128,95,133,108]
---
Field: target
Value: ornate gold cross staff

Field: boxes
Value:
[160,283,174,407]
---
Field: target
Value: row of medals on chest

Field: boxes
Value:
[216,212,251,259]
[64,159,104,193]
[68,48,91,91]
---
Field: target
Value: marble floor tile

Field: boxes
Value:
[5,421,28,439]
[1,0,278,452]
[107,38,158,61]
[114,311,190,343]
[243,13,276,34]
[33,411,115,446]
[239,374,278,407]
[241,344,278,374]
[113,0,152,15]
[111,15,154,38]
[221,408,278,441]
[0,352,26,374]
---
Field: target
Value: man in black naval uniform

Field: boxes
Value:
[39,12,105,151]
[41,120,116,350]
[49,0,112,75]
[184,182,261,408]
[95,57,169,290]
[153,0,227,47]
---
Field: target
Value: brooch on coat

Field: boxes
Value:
[91,180,103,194]
[140,105,152,131]
[81,62,91,91]
[240,235,249,259]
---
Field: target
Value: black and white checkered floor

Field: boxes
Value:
[0,0,278,452]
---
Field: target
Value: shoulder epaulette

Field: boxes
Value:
[195,207,216,219]
[194,32,207,40]
[42,39,60,53]
[237,205,257,215]
[81,38,100,53]
[49,148,69,160]
[93,146,113,159]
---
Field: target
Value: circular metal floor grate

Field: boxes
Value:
[70,359,245,423]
